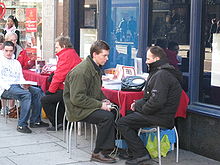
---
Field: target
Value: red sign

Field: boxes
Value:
[0,2,6,19]
[25,8,37,32]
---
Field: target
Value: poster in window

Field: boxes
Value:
[84,8,96,28]
[25,8,37,32]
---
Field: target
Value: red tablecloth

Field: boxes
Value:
[102,88,189,118]
[22,70,50,92]
[102,88,144,116]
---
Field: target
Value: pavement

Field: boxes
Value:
[0,116,220,165]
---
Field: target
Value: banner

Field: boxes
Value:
[25,8,37,32]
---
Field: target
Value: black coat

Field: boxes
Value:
[135,59,182,128]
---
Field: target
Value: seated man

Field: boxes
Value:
[117,46,183,165]
[63,40,116,164]
[0,41,48,133]
[5,32,35,69]
[41,36,82,131]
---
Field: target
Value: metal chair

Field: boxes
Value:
[138,126,179,165]
[1,98,19,123]
[55,101,60,132]
[63,112,97,158]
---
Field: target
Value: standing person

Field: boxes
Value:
[208,18,217,51]
[216,20,220,33]
[2,15,20,45]
[117,46,182,165]
[0,41,49,133]
[119,18,128,41]
[63,40,116,164]
[41,36,81,131]
[128,16,136,41]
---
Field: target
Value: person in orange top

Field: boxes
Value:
[41,36,82,131]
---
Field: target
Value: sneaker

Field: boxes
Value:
[46,124,63,131]
[17,126,32,133]
[30,121,49,128]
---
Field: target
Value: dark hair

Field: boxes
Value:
[168,41,179,51]
[154,39,167,49]
[55,36,73,48]
[0,34,5,43]
[148,46,167,60]
[3,41,15,50]
[90,40,110,57]
[8,15,19,28]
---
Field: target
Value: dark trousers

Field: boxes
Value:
[81,109,116,153]
[117,112,152,158]
[41,90,65,126]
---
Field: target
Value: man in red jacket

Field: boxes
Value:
[40,36,82,131]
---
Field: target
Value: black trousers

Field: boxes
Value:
[81,109,116,153]
[41,90,65,126]
[117,112,152,158]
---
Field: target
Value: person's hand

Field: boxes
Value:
[131,102,135,111]
[102,99,111,104]
[101,102,111,111]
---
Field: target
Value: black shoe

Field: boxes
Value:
[17,125,32,133]
[125,154,150,165]
[118,151,133,160]
[47,124,63,131]
[30,121,49,128]
[91,152,116,163]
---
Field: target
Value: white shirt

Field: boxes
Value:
[0,54,25,96]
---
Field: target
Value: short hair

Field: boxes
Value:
[55,36,73,48]
[148,46,167,60]
[0,34,5,43]
[168,41,179,51]
[90,40,110,57]
[5,32,18,41]
[3,41,15,50]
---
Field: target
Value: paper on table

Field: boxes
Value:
[16,80,37,85]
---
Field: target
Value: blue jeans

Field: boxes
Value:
[1,84,45,126]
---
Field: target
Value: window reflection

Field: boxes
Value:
[105,0,139,68]
[200,1,220,106]
[151,0,190,92]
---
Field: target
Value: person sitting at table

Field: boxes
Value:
[117,46,183,165]
[0,41,49,133]
[5,32,35,69]
[63,40,117,164]
[41,36,82,131]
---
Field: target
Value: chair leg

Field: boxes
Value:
[90,124,94,151]
[69,122,74,159]
[74,122,77,148]
[55,102,60,132]
[174,126,179,163]
[15,100,19,120]
[157,126,162,165]
[84,123,87,139]
[63,112,66,142]
[66,121,70,152]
